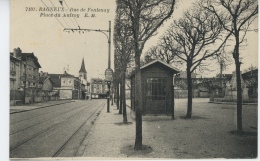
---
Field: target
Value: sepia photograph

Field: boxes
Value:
[7,0,258,159]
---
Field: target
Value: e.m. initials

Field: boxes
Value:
[84,13,96,18]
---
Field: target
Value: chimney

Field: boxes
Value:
[13,48,17,57]
[16,47,22,57]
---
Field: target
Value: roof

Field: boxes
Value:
[129,59,179,78]
[20,53,41,68]
[216,73,233,79]
[61,71,75,77]
[79,58,87,73]
[39,76,53,84]
[242,69,258,77]
[48,74,61,87]
[142,59,179,71]
[48,72,77,87]
[10,55,21,61]
[10,52,41,68]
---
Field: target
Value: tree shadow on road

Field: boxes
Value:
[114,122,133,125]
[229,130,257,136]
[179,116,209,120]
[121,144,153,157]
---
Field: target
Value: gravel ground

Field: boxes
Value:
[80,98,257,159]
[137,98,257,159]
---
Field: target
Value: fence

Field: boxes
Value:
[10,89,59,105]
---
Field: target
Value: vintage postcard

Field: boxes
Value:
[9,0,258,160]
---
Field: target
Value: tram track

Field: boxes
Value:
[10,102,93,135]
[10,101,75,115]
[10,101,79,124]
[10,100,102,152]
[53,102,105,157]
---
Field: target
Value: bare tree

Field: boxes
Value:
[144,44,178,64]
[164,5,231,118]
[114,1,134,123]
[202,0,258,133]
[120,0,176,150]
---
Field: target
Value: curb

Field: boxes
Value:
[208,101,257,105]
[10,101,75,114]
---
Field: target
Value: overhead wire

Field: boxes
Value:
[56,0,78,28]
[48,0,71,28]
[40,0,66,28]
[64,0,81,28]
[60,0,91,49]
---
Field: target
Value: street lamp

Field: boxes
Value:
[105,68,113,113]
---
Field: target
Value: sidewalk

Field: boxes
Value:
[78,99,257,159]
[10,100,75,114]
[78,104,137,158]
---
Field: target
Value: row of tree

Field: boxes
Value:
[113,0,257,150]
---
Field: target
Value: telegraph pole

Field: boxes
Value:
[64,21,113,112]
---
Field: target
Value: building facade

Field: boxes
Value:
[49,71,82,99]
[90,78,108,99]
[10,47,41,104]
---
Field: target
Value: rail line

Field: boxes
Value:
[53,102,105,157]
[10,102,93,135]
[10,100,101,151]
[10,101,86,124]
[10,101,75,115]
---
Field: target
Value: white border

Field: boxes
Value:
[0,0,10,160]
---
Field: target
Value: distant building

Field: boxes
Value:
[90,78,108,99]
[174,75,233,98]
[38,73,53,92]
[242,68,258,98]
[177,71,196,78]
[49,71,81,99]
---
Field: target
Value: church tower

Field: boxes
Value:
[79,58,87,81]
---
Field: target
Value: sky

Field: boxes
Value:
[10,0,258,79]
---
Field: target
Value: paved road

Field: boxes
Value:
[10,99,106,158]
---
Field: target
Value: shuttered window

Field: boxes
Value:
[146,78,166,100]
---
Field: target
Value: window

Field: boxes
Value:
[10,62,15,71]
[23,64,26,74]
[146,78,166,100]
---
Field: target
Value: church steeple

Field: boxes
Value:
[79,58,87,73]
[79,58,87,80]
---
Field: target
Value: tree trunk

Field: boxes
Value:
[234,35,243,133]
[119,82,123,114]
[122,68,127,123]
[235,61,243,133]
[114,87,116,102]
[186,65,192,119]
[134,54,143,150]
[116,84,119,109]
